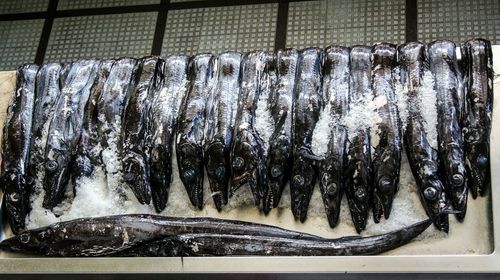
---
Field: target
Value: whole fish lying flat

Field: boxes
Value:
[462,38,493,198]
[203,52,242,211]
[122,56,163,205]
[290,48,324,222]
[0,64,38,234]
[371,43,402,223]
[150,55,189,212]
[176,54,216,209]
[262,49,298,213]
[317,46,350,229]
[43,59,100,209]
[428,40,468,220]
[398,42,449,232]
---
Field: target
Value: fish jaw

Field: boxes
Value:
[42,151,70,209]
[447,177,468,221]
[372,150,400,223]
[419,177,450,232]
[150,146,171,212]
[2,171,29,234]
[464,142,490,198]
[122,151,152,205]
[204,142,229,211]
[290,155,316,222]
[263,136,291,214]
[318,157,344,228]
[177,143,204,209]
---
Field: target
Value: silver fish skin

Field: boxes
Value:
[290,48,324,222]
[371,43,402,223]
[230,51,269,207]
[462,38,493,198]
[176,54,216,209]
[398,42,449,232]
[150,54,189,212]
[122,56,163,205]
[428,40,468,221]
[346,46,372,229]
[318,46,350,229]
[262,49,298,214]
[203,51,242,211]
[43,59,100,209]
[0,64,38,234]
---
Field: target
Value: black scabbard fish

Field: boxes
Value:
[262,49,298,214]
[462,38,493,198]
[176,54,216,209]
[290,48,324,222]
[230,51,269,207]
[203,52,242,211]
[0,64,38,234]
[428,40,468,220]
[150,55,189,212]
[346,46,373,228]
[315,46,350,229]
[122,56,163,205]
[371,43,402,223]
[43,59,100,209]
[398,42,449,232]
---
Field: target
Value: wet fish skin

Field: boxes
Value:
[262,49,298,213]
[150,55,189,212]
[203,52,242,211]
[0,64,38,234]
[176,54,216,209]
[43,59,100,209]
[398,42,449,232]
[371,43,402,223]
[122,56,163,205]
[462,38,493,198]
[290,48,324,222]
[428,40,468,221]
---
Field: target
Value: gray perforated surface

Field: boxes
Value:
[0,0,48,14]
[57,0,159,10]
[44,13,157,63]
[0,20,45,70]
[162,4,277,56]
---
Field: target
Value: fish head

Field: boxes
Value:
[150,146,171,212]
[465,139,489,197]
[318,158,344,228]
[373,161,399,222]
[43,149,70,209]
[289,154,316,222]
[447,170,468,220]
[263,136,291,212]
[0,225,70,255]
[177,142,204,209]
[122,151,152,204]
[421,176,450,232]
[204,141,229,210]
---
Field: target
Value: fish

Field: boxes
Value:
[428,40,468,221]
[43,59,100,209]
[370,43,402,223]
[176,54,216,209]
[72,60,114,182]
[317,46,350,229]
[346,46,373,228]
[0,214,323,256]
[398,42,449,232]
[203,52,242,211]
[262,49,298,214]
[230,51,269,207]
[290,48,324,222]
[116,219,432,257]
[122,56,163,205]
[150,54,189,212]
[0,64,38,234]
[462,38,493,198]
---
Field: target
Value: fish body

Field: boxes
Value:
[290,48,324,222]
[176,54,216,209]
[371,43,402,223]
[150,55,189,212]
[203,52,242,211]
[428,40,468,220]
[462,39,493,198]
[398,42,449,232]
[0,64,38,234]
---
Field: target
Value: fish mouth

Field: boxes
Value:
[205,143,229,211]
[230,170,262,207]
[43,163,70,210]
[450,189,468,222]
[347,198,369,233]
[373,177,397,223]
[123,155,152,205]
[467,157,489,198]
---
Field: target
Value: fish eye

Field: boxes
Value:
[45,160,58,172]
[452,174,464,187]
[424,187,438,201]
[326,183,337,195]
[215,166,225,180]
[26,176,34,185]
[476,155,488,168]
[232,157,245,170]
[19,233,30,244]
[271,166,282,178]
[183,168,196,181]
[154,173,165,183]
[355,188,367,201]
[292,175,305,187]
[123,172,135,182]
[378,177,392,193]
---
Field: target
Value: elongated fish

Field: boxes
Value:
[371,43,402,223]
[150,55,189,212]
[203,52,241,211]
[346,46,372,228]
[428,40,468,220]
[262,49,298,214]
[290,48,324,222]
[398,42,449,232]
[230,51,269,207]
[0,64,38,234]
[43,59,99,209]
[462,38,493,198]
[316,46,350,229]
[122,56,163,205]
[176,54,215,209]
